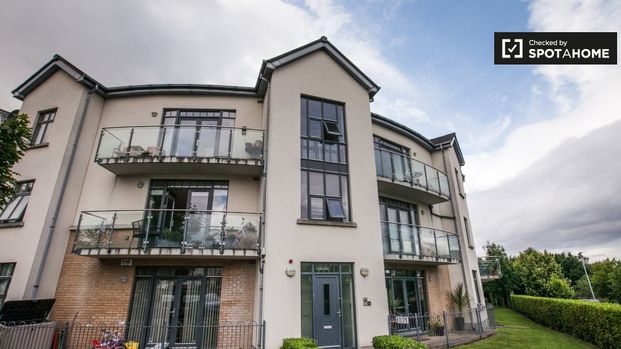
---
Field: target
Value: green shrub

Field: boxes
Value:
[372,335,427,349]
[280,337,318,349]
[511,295,621,349]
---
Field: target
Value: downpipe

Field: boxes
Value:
[31,84,97,299]
[258,74,271,346]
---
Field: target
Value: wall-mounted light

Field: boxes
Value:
[151,112,158,118]
[137,181,144,188]
[119,275,128,284]
[360,267,369,277]
[285,259,296,277]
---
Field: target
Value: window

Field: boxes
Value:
[379,197,418,255]
[464,217,474,249]
[455,168,465,197]
[0,263,15,308]
[301,97,350,221]
[0,181,34,224]
[32,109,56,145]
[472,270,481,304]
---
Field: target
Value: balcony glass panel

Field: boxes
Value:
[419,227,436,257]
[374,147,449,199]
[74,210,261,253]
[380,223,460,262]
[96,126,264,162]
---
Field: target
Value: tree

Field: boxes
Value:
[514,248,574,298]
[0,113,31,205]
[554,252,585,286]
[482,243,522,305]
[590,259,621,303]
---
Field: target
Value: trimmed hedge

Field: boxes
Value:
[511,295,621,349]
[372,335,427,349]
[280,337,318,349]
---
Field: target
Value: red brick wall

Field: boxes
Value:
[52,232,257,325]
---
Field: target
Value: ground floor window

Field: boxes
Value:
[385,269,428,316]
[0,263,15,308]
[301,263,356,348]
[127,267,222,348]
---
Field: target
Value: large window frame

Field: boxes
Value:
[0,263,16,309]
[300,96,350,221]
[0,181,34,224]
[32,109,56,146]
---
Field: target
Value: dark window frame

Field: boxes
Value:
[0,263,16,309]
[300,96,351,222]
[31,108,57,146]
[0,180,34,224]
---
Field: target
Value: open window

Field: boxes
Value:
[323,121,341,140]
[0,181,34,224]
[326,198,345,220]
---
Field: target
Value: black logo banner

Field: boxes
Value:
[494,32,617,65]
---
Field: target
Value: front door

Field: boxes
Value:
[313,276,342,348]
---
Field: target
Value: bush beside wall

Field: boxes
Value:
[372,335,427,349]
[511,295,621,349]
[280,337,318,349]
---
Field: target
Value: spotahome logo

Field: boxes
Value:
[494,32,617,64]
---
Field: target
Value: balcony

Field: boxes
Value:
[382,223,461,264]
[73,209,261,258]
[479,257,502,281]
[95,126,264,176]
[375,147,450,205]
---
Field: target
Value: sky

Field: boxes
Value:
[0,0,619,260]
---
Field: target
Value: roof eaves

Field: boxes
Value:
[371,112,435,151]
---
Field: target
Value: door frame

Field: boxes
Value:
[301,263,357,349]
[126,267,223,349]
[312,275,342,348]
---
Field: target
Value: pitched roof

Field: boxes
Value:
[12,37,380,101]
[430,133,465,166]
[256,36,380,99]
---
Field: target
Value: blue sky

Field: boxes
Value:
[0,0,619,259]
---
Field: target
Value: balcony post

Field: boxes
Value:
[95,129,104,161]
[192,126,199,160]
[398,224,404,258]
[143,211,152,253]
[72,213,83,253]
[227,128,233,161]
[108,212,117,254]
[126,128,135,159]
[417,226,423,259]
[258,214,263,252]
[433,229,439,260]
[219,212,227,255]
[158,126,166,158]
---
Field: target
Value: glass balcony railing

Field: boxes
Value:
[479,257,502,280]
[381,222,460,262]
[375,147,450,198]
[73,209,261,255]
[95,126,264,162]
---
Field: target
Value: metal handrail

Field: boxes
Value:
[101,125,265,132]
[374,146,448,177]
[378,222,458,237]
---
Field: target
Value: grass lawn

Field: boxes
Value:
[456,308,596,349]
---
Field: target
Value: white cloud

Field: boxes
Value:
[467,0,621,259]
[0,0,426,127]
[465,0,621,192]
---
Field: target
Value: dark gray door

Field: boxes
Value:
[313,276,342,348]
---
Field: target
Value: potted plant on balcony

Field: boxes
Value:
[450,283,470,331]
[428,317,444,336]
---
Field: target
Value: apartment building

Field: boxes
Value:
[0,37,484,348]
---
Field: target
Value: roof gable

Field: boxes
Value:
[256,37,380,99]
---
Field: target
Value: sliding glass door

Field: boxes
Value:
[128,267,222,348]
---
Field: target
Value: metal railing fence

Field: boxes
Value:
[0,320,265,349]
[389,304,496,348]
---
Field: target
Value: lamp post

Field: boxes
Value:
[579,255,596,300]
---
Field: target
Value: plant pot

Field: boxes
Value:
[436,326,445,336]
[455,316,465,331]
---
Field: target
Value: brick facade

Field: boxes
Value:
[52,232,257,325]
